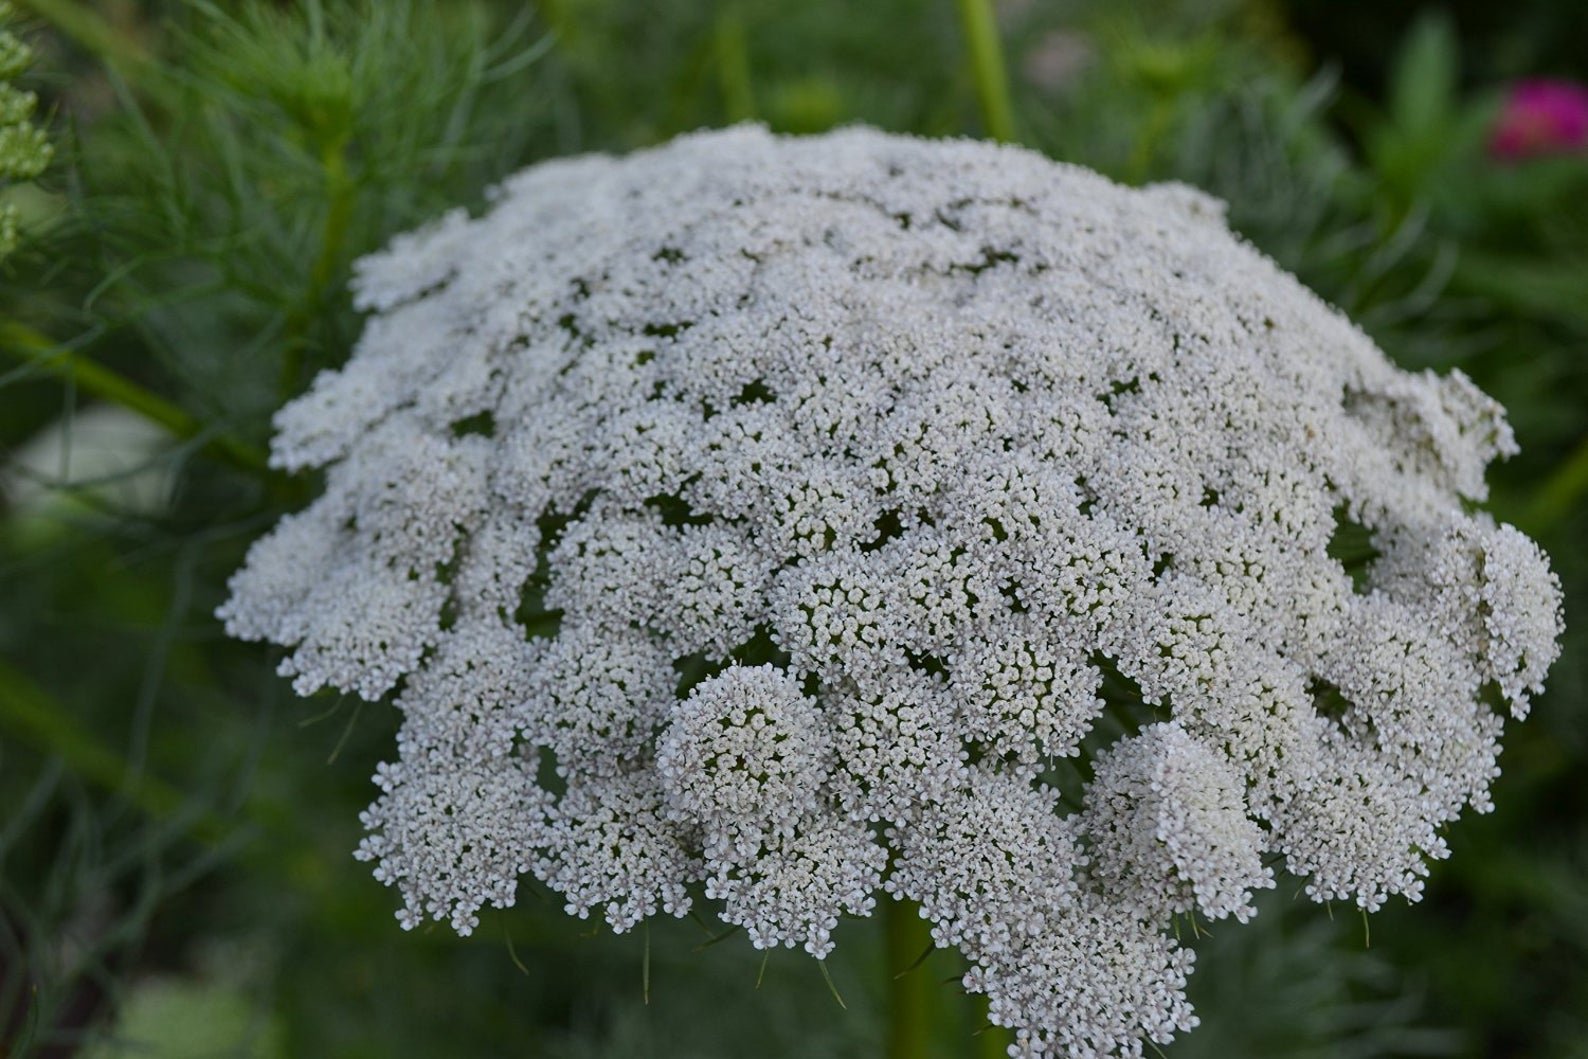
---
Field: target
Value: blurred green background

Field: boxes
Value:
[1,0,1585,1056]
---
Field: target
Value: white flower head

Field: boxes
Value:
[221,125,1563,1056]
[656,664,832,855]
[1083,722,1273,924]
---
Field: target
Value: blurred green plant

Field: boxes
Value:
[1,1,558,1053]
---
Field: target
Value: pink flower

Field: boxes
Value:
[1489,79,1588,160]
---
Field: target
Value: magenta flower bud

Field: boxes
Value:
[1490,78,1588,160]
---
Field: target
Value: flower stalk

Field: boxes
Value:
[886,897,934,1059]
[954,0,1015,142]
[279,140,355,399]
[974,993,1012,1057]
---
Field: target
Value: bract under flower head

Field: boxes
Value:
[220,125,1563,1057]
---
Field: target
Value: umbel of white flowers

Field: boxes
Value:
[220,125,1563,1058]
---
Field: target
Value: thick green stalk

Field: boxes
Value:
[954,0,1015,142]
[0,321,272,477]
[972,991,1012,1057]
[886,897,935,1059]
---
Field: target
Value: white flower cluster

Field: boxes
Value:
[1083,722,1271,923]
[219,125,1564,1057]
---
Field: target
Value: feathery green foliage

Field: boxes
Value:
[70,0,555,438]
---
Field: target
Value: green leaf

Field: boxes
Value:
[1389,10,1458,139]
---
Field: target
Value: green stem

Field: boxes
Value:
[1523,430,1588,535]
[1127,98,1175,185]
[954,0,1016,142]
[886,897,934,1059]
[972,991,1012,1057]
[715,5,757,123]
[280,142,354,398]
[0,321,273,478]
